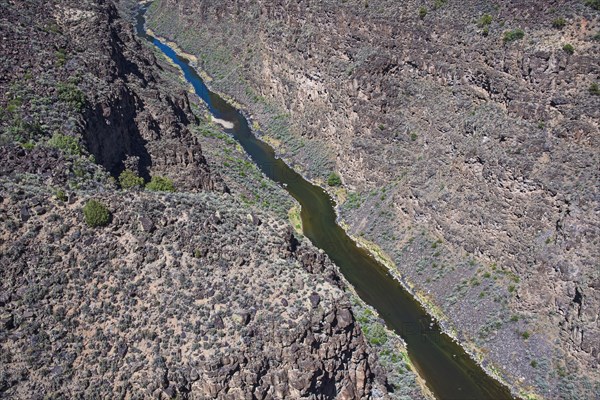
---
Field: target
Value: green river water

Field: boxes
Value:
[136,7,516,399]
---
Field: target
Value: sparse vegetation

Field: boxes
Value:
[478,14,493,36]
[478,14,493,27]
[365,323,388,346]
[503,29,525,43]
[83,199,111,227]
[1,115,44,144]
[57,82,86,111]
[327,172,342,186]
[589,83,600,95]
[119,169,144,189]
[562,44,574,55]
[55,48,67,66]
[47,133,81,156]
[344,192,363,210]
[288,205,303,234]
[21,140,35,150]
[44,22,62,34]
[55,190,67,202]
[433,0,447,10]
[552,17,566,29]
[352,296,421,396]
[146,175,175,192]
[419,6,427,19]
[585,0,600,11]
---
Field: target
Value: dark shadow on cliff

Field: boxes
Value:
[83,89,152,181]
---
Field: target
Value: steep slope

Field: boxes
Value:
[0,0,414,398]
[147,0,600,398]
[0,0,224,191]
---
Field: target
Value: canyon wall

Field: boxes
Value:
[148,0,600,397]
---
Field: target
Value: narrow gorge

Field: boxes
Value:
[145,0,600,399]
[1,0,598,399]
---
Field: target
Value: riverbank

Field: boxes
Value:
[141,8,520,396]
[138,12,431,400]
[143,1,600,399]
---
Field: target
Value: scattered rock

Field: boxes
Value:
[139,216,155,233]
[309,292,321,308]
[19,206,30,222]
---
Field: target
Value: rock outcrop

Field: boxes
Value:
[147,0,600,397]
[0,188,386,398]
[0,0,225,192]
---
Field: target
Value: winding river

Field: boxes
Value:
[136,6,515,400]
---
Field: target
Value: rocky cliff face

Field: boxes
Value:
[0,0,400,398]
[148,0,600,397]
[0,0,224,192]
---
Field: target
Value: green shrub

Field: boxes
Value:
[83,199,111,227]
[419,6,427,19]
[552,17,566,29]
[562,44,574,55]
[433,0,447,10]
[21,141,35,150]
[503,29,525,43]
[146,176,175,192]
[55,190,67,202]
[327,172,342,187]
[6,98,22,114]
[345,192,363,210]
[55,48,67,66]
[585,0,600,10]
[57,82,85,111]
[478,14,493,27]
[367,323,388,346]
[521,330,531,340]
[589,83,600,95]
[44,23,62,34]
[119,169,144,189]
[593,31,600,41]
[47,133,81,155]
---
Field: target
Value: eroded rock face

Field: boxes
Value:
[147,0,600,397]
[0,0,225,192]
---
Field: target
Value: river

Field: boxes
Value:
[136,6,516,400]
